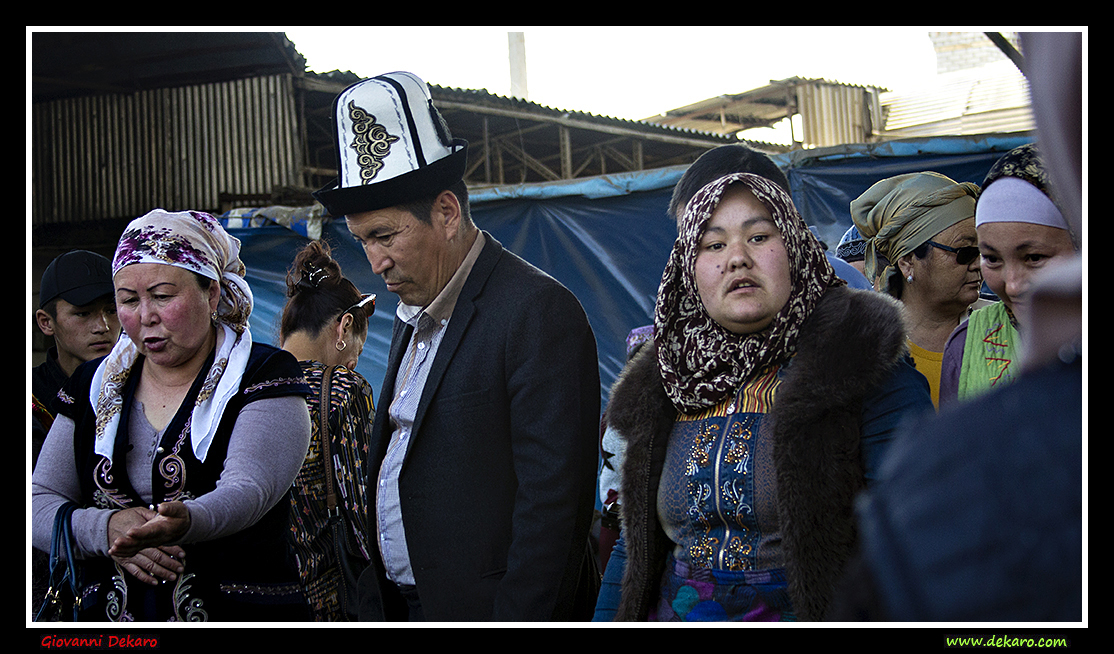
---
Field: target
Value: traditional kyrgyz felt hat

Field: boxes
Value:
[313,71,468,217]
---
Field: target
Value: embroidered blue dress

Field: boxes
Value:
[653,367,792,621]
[592,355,929,622]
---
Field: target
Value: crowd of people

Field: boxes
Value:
[30,33,1082,624]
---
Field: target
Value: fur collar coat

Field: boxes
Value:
[608,286,908,621]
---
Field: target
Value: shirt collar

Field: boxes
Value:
[396,230,486,326]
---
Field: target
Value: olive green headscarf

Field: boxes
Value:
[851,172,980,294]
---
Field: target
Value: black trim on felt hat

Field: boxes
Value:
[313,138,468,217]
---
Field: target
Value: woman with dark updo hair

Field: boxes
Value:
[279,239,376,621]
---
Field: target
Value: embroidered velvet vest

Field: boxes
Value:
[60,343,310,622]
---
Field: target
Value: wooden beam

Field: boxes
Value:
[464,147,487,179]
[434,99,729,149]
[293,76,350,94]
[495,141,505,185]
[601,143,635,171]
[475,119,552,142]
[559,125,572,179]
[482,116,491,184]
[572,154,595,178]
[499,138,561,181]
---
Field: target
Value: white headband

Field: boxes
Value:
[976,176,1068,230]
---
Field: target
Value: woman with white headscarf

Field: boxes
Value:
[939,143,1079,406]
[852,172,984,409]
[32,209,312,622]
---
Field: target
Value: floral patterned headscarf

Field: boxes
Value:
[112,209,254,330]
[656,173,843,414]
[92,209,255,463]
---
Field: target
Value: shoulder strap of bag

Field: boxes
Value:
[319,365,340,515]
[36,501,80,621]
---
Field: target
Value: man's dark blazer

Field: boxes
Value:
[358,231,601,621]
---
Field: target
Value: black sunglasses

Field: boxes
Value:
[925,240,980,266]
[337,293,376,321]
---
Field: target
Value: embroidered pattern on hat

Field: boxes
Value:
[348,100,399,184]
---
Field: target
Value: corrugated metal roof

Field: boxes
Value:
[31,31,305,103]
[299,71,748,188]
[639,77,889,150]
[428,83,739,142]
[881,60,1032,136]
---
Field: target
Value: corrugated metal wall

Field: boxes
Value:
[32,74,302,226]
[796,82,883,148]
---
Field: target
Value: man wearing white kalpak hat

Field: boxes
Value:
[313,72,601,621]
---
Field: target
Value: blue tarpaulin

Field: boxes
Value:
[224,133,1034,411]
[776,134,1033,247]
[226,187,678,410]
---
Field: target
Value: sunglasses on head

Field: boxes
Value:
[337,293,376,321]
[925,240,980,266]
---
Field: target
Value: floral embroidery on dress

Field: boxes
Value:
[687,423,718,473]
[723,533,754,570]
[674,397,766,571]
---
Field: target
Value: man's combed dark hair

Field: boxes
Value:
[398,178,472,225]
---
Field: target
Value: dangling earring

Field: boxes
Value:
[211,310,219,322]
[336,340,347,352]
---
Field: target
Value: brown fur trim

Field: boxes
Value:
[770,286,908,620]
[606,286,909,621]
[606,345,675,620]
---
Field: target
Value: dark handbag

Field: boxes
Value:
[319,365,369,621]
[35,502,84,622]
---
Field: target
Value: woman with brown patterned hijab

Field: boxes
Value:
[656,173,841,413]
[593,172,932,622]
